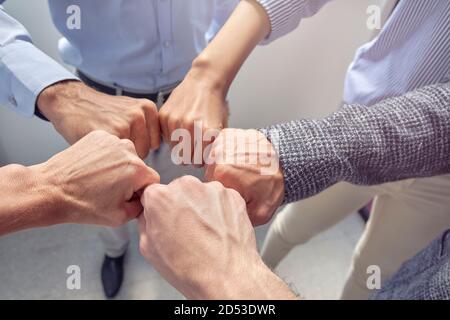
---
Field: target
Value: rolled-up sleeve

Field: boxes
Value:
[0,5,78,117]
[256,0,332,44]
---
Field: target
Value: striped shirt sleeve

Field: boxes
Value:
[256,0,332,43]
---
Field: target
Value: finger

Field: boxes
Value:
[131,118,151,159]
[203,131,217,166]
[167,116,180,149]
[216,168,252,205]
[204,163,215,182]
[247,200,273,227]
[123,199,143,220]
[191,122,201,167]
[132,164,161,193]
[143,103,161,151]
[159,108,170,145]
[140,183,165,209]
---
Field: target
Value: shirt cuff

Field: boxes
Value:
[256,0,305,44]
[1,40,79,117]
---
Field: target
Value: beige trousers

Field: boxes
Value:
[261,174,450,299]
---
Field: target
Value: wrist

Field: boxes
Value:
[190,54,231,98]
[192,253,296,300]
[36,80,83,122]
[0,164,66,235]
[30,162,69,226]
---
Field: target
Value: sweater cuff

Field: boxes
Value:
[259,119,344,204]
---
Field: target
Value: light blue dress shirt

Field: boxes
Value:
[0,0,238,117]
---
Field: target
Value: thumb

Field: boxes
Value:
[132,164,161,193]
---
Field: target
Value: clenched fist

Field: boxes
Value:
[159,68,229,165]
[205,129,285,226]
[37,130,160,227]
[138,176,296,300]
[38,80,160,159]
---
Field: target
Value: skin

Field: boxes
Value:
[0,130,160,236]
[37,80,160,159]
[138,176,296,300]
[205,129,285,226]
[159,0,271,165]
[161,0,282,222]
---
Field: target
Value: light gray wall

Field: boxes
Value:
[0,0,385,166]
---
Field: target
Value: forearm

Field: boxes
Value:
[261,83,450,203]
[188,0,332,96]
[191,257,297,300]
[0,163,63,236]
[190,0,270,96]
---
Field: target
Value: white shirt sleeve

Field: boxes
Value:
[0,5,78,117]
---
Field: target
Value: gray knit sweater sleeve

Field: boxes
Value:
[259,83,450,204]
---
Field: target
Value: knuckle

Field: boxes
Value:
[114,123,130,138]
[89,129,108,138]
[149,169,161,184]
[177,175,201,186]
[183,115,196,126]
[120,138,136,151]
[142,184,164,201]
[228,188,245,203]
[167,116,179,130]
[159,107,168,120]
[213,165,230,182]
[130,109,146,123]
[208,180,224,191]
[252,209,271,226]
[145,101,158,115]
[182,175,201,183]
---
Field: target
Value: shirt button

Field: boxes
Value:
[163,41,171,48]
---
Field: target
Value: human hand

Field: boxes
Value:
[37,80,160,159]
[138,176,293,299]
[36,130,160,227]
[205,128,284,226]
[159,67,229,166]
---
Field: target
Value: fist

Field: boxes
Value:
[41,130,160,227]
[159,70,229,166]
[138,176,259,299]
[38,81,160,159]
[205,129,285,226]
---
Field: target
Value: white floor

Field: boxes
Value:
[0,214,364,300]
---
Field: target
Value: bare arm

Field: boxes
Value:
[0,164,62,235]
[158,0,271,164]
[190,0,270,97]
[0,131,160,237]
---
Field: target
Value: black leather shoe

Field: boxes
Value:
[101,253,125,298]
